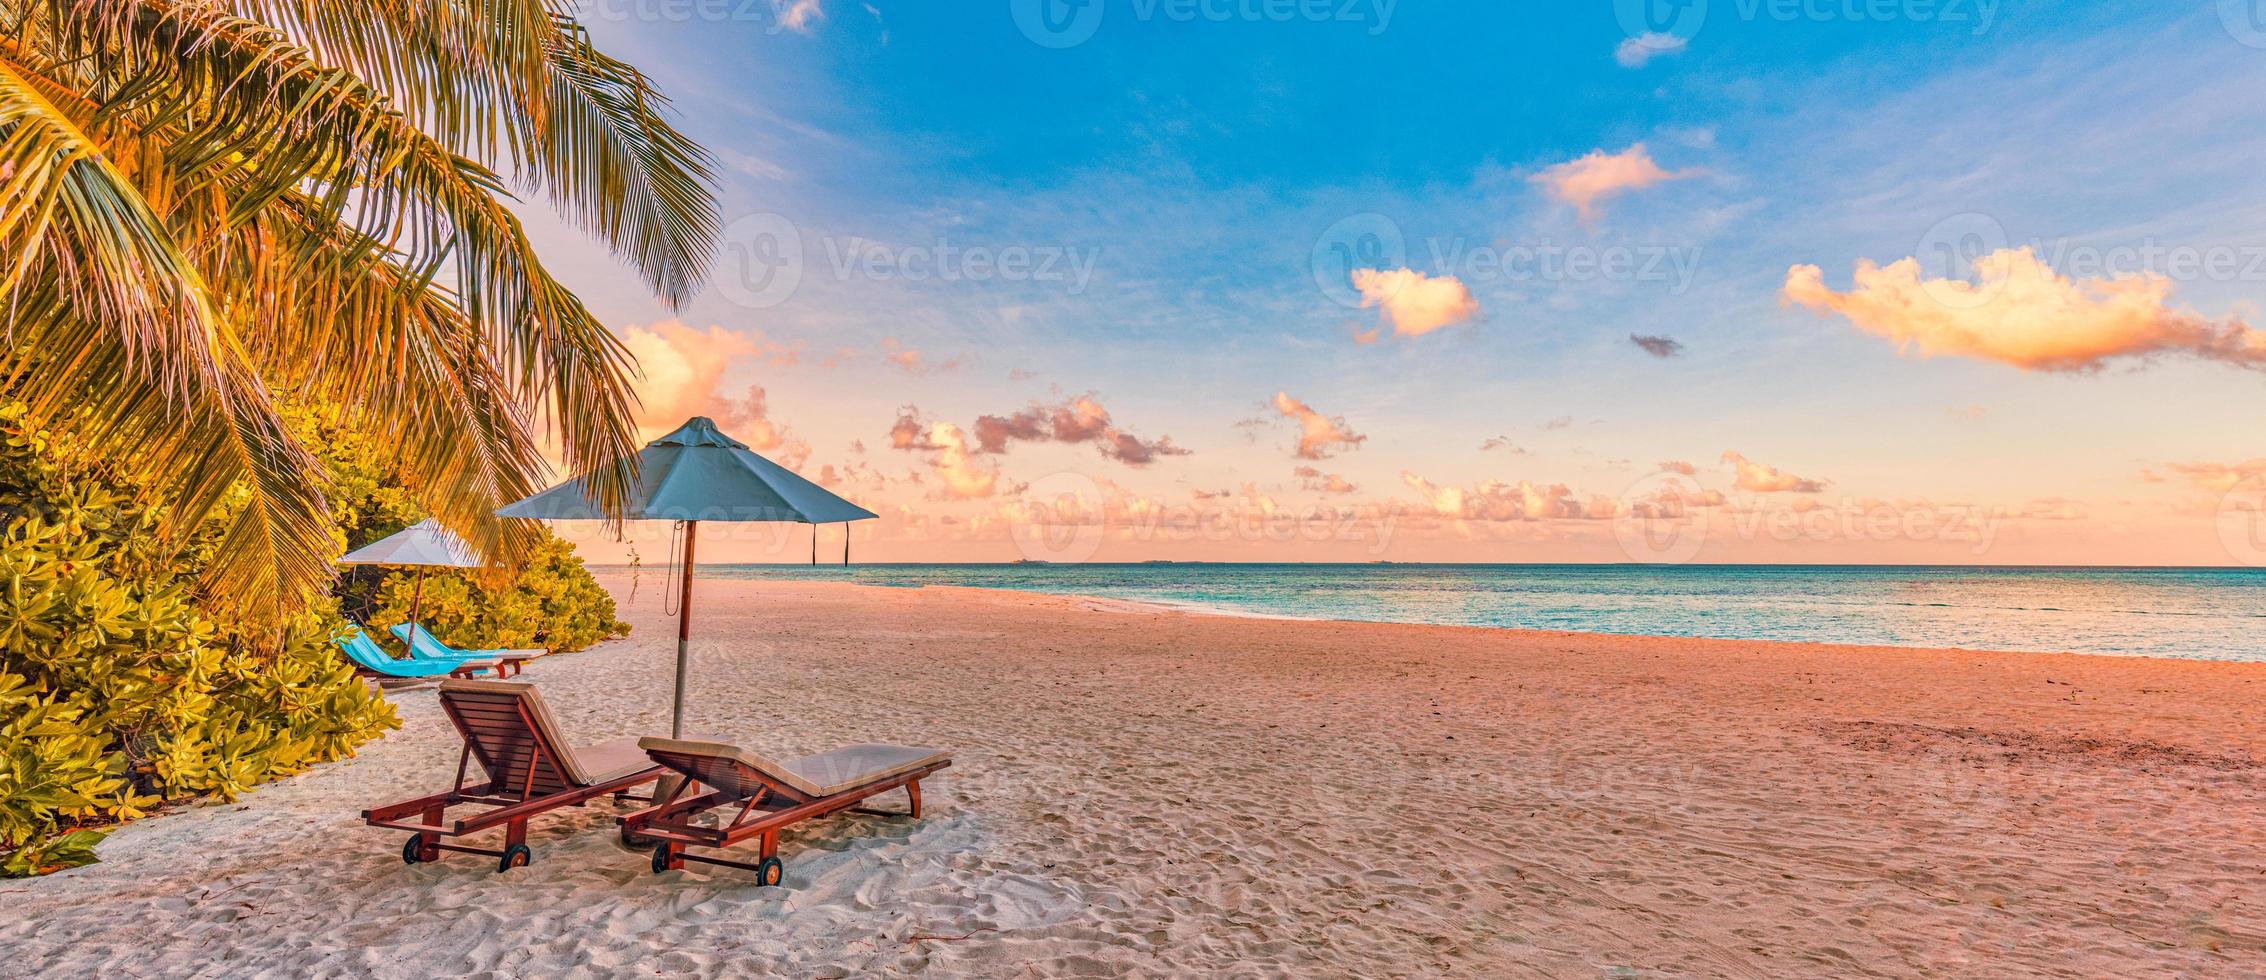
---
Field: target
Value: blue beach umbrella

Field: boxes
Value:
[499,417,878,736]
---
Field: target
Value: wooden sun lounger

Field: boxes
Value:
[363,679,665,872]
[620,737,951,885]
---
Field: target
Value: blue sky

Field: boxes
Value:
[528,1,2266,564]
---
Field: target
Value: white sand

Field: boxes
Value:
[6,574,2262,977]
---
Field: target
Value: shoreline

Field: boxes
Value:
[11,575,2260,976]
[680,573,2260,666]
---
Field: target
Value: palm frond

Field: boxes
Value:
[219,0,720,305]
[0,53,335,621]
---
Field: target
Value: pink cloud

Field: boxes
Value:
[1530,143,1697,221]
[1480,436,1529,454]
[1348,267,1482,340]
[968,393,1188,467]
[1783,247,2266,373]
[1721,451,1827,493]
[1272,392,1365,460]
[777,0,823,34]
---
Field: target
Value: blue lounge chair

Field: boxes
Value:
[336,629,501,679]
[392,623,546,673]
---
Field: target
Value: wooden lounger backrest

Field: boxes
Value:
[437,680,585,799]
[644,748,812,804]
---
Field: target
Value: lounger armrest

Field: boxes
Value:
[446,659,502,678]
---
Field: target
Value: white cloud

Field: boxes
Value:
[1615,33,1688,69]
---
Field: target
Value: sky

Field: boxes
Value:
[523,0,2266,566]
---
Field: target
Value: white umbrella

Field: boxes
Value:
[339,518,485,629]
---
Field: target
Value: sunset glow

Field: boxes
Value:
[516,6,2266,568]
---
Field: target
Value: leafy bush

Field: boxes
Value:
[281,403,628,654]
[366,532,629,655]
[0,407,397,875]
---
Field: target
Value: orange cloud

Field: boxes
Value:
[886,408,1003,498]
[1349,268,1482,340]
[1401,472,1617,521]
[619,322,806,464]
[2017,497,2090,521]
[1783,247,2266,373]
[924,421,999,499]
[880,338,964,375]
[1272,392,1365,460]
[619,322,752,430]
[1626,478,1726,518]
[1530,143,1697,221]
[2162,459,2266,494]
[1294,466,1358,494]
[1658,460,1698,476]
[1721,451,1826,493]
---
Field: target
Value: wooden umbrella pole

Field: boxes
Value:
[673,521,698,738]
[407,567,427,636]
[842,521,850,565]
[810,523,817,565]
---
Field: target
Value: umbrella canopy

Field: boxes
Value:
[498,417,879,736]
[339,518,485,568]
[499,417,876,524]
[339,518,487,635]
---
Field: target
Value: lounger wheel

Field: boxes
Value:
[498,844,532,873]
[650,843,674,874]
[620,824,654,849]
[756,856,784,887]
[401,834,427,865]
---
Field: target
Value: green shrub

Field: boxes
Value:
[366,531,629,654]
[279,404,628,654]
[0,408,398,874]
[0,401,627,875]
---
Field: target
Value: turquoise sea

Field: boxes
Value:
[679,564,2266,663]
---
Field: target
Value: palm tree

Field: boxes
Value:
[0,2,718,621]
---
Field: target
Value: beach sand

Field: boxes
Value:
[7,574,2262,977]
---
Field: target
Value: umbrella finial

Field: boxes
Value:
[653,416,748,450]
